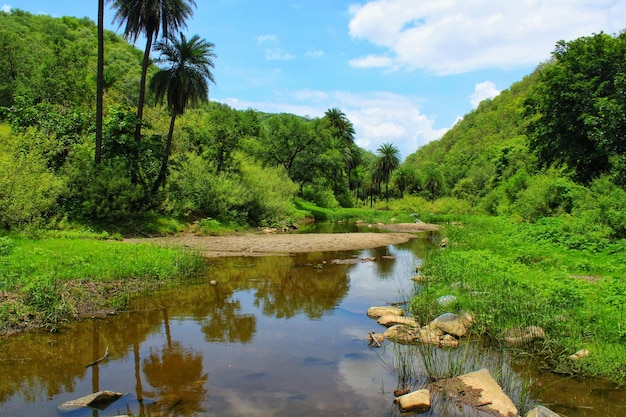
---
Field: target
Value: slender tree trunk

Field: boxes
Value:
[152,112,177,194]
[95,0,104,165]
[135,35,153,145]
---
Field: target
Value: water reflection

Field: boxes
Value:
[1,232,623,417]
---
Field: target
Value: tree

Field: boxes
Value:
[324,107,355,147]
[95,0,105,164]
[375,142,400,201]
[324,108,356,194]
[528,32,626,184]
[393,165,417,198]
[110,0,196,149]
[149,32,215,193]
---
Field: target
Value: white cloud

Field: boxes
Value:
[349,54,393,68]
[470,81,501,108]
[256,34,278,44]
[220,90,448,159]
[2,4,11,13]
[264,47,294,60]
[348,0,626,74]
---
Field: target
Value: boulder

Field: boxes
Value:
[383,325,417,344]
[58,391,124,412]
[413,324,444,344]
[504,326,546,346]
[526,405,561,417]
[395,389,431,413]
[439,334,460,348]
[367,306,403,319]
[432,369,518,417]
[431,313,468,337]
[377,315,419,328]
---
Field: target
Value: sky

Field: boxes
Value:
[4,1,626,160]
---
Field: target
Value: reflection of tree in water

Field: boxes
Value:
[200,284,256,343]
[142,340,208,416]
[251,255,350,319]
[197,254,349,339]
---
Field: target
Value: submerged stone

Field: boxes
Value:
[395,389,430,413]
[58,391,124,412]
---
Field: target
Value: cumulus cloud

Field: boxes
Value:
[220,90,448,159]
[2,4,11,12]
[470,81,501,108]
[348,0,626,74]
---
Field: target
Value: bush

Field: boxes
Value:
[509,174,582,222]
[0,148,64,229]
[62,146,146,223]
[302,184,339,209]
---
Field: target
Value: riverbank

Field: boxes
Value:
[0,222,438,335]
[412,215,626,384]
[124,222,440,257]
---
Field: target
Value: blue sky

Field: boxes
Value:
[4,1,626,160]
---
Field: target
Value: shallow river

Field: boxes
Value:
[0,231,624,416]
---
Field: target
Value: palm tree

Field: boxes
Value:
[95,0,105,164]
[376,142,400,201]
[324,108,356,194]
[149,32,215,193]
[393,165,417,198]
[110,0,196,147]
[324,107,355,147]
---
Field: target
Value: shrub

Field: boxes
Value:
[0,149,64,229]
[509,174,582,222]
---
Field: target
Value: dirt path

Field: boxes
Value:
[126,223,440,257]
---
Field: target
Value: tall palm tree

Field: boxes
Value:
[376,142,400,201]
[110,0,196,147]
[324,108,356,194]
[324,107,355,147]
[95,0,105,164]
[150,32,215,193]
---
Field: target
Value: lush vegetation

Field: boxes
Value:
[0,10,403,234]
[411,215,626,384]
[0,5,625,384]
[0,232,202,333]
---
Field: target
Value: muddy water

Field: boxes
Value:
[0,234,624,417]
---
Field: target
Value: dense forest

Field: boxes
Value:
[0,8,625,242]
[0,9,393,232]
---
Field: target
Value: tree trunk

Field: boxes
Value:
[95,0,104,165]
[152,111,177,194]
[135,34,153,145]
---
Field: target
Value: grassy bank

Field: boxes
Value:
[411,215,626,384]
[0,232,203,333]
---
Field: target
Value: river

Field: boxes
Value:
[0,231,624,416]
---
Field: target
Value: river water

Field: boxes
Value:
[0,231,624,417]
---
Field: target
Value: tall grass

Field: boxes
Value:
[0,234,202,332]
[410,215,626,384]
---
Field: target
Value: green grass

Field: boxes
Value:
[410,215,626,384]
[0,234,202,332]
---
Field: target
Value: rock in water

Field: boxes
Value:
[395,389,431,413]
[58,391,124,412]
